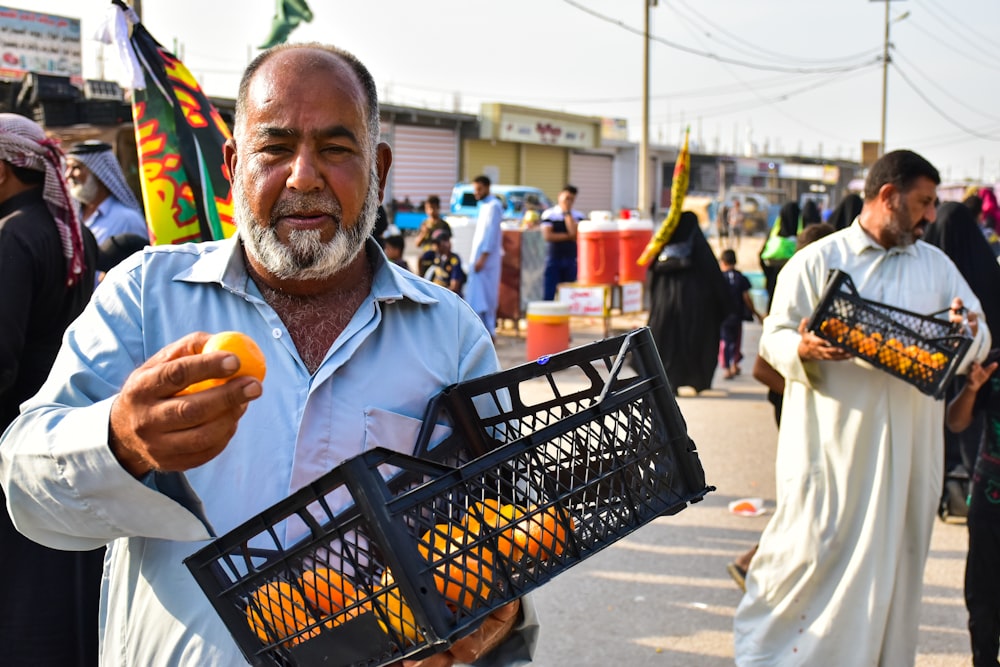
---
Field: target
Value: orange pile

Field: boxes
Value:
[819,316,948,381]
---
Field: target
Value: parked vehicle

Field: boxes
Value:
[449,183,553,220]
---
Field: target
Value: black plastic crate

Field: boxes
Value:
[185,327,712,666]
[806,270,971,399]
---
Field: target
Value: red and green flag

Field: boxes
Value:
[110,0,234,245]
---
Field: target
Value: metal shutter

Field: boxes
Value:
[569,153,614,215]
[389,125,459,203]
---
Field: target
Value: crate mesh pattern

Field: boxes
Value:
[186,327,711,666]
[807,270,971,399]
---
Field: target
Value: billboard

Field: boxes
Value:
[0,7,82,84]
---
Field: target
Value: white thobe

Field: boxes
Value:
[734,221,990,666]
[465,194,504,331]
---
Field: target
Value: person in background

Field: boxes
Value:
[719,249,762,380]
[735,149,990,666]
[646,210,730,394]
[980,187,1000,235]
[947,353,1000,667]
[0,114,101,666]
[540,184,583,300]
[382,233,410,271]
[521,193,542,229]
[826,192,863,231]
[923,202,1000,522]
[800,199,822,227]
[465,174,504,337]
[65,140,147,245]
[725,197,744,249]
[0,43,533,666]
[424,229,466,296]
[759,200,800,309]
[963,193,1000,257]
[413,194,451,275]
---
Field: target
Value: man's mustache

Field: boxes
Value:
[270,194,343,225]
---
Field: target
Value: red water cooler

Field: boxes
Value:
[617,218,654,283]
[577,218,620,285]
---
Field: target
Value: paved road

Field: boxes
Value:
[490,315,972,667]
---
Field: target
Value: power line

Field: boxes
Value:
[890,61,1000,142]
[560,0,882,74]
[903,18,1000,73]
[911,0,1000,60]
[892,51,1000,123]
[670,0,882,66]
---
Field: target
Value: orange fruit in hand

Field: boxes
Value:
[178,331,266,395]
[299,568,371,627]
[246,580,316,647]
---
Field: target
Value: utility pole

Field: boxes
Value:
[879,0,889,156]
[638,0,656,218]
[876,0,907,156]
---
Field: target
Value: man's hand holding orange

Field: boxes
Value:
[108,331,265,477]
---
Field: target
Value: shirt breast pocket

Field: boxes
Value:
[363,406,452,457]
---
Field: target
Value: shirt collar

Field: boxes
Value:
[173,234,439,305]
[844,218,919,257]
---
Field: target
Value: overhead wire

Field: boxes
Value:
[903,18,1000,73]
[671,0,882,65]
[891,51,1000,123]
[560,0,882,74]
[911,0,1000,59]
[890,61,1000,142]
[651,1,876,145]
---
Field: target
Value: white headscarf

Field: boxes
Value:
[0,114,85,286]
[67,140,142,212]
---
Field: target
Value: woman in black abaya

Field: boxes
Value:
[923,202,1000,512]
[646,211,730,393]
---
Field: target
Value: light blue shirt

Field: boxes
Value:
[84,195,148,245]
[0,236,535,665]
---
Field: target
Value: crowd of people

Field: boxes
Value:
[3,38,1000,667]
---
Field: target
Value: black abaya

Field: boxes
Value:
[647,212,730,392]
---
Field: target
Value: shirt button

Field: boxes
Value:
[272,328,282,339]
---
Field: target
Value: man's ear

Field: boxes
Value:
[223,138,237,184]
[375,141,393,202]
[878,183,898,209]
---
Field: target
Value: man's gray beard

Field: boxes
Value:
[70,174,100,206]
[234,168,380,281]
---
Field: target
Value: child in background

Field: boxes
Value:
[947,352,1000,667]
[719,249,762,379]
[383,235,410,272]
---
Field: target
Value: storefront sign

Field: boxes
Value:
[0,8,81,84]
[499,111,594,149]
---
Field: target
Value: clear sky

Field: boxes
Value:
[23,0,1000,184]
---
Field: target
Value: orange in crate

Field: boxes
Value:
[299,568,371,626]
[418,523,494,609]
[374,569,423,643]
[245,580,316,647]
[512,505,575,561]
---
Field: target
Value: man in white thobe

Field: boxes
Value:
[465,174,504,335]
[734,150,991,666]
